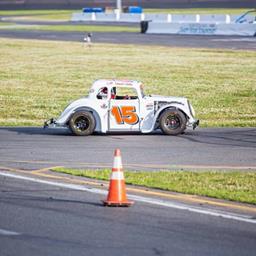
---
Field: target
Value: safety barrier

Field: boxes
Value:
[71,11,256,36]
[144,22,256,36]
[95,13,116,22]
[119,13,142,22]
[144,13,169,22]
[71,12,143,22]
[71,12,248,24]
[71,13,92,21]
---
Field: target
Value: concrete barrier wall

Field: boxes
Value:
[95,13,116,21]
[72,12,255,24]
[171,14,197,23]
[71,13,92,21]
[144,13,169,22]
[119,13,142,22]
[71,12,256,36]
[199,14,227,23]
[71,12,143,22]
[146,22,256,36]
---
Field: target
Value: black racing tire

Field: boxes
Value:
[69,111,95,136]
[159,109,187,135]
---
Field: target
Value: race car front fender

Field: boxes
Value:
[46,106,102,132]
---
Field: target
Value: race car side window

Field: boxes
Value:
[97,87,108,100]
[113,87,138,100]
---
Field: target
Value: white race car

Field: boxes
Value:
[44,79,199,135]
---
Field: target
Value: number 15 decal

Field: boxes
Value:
[111,106,139,125]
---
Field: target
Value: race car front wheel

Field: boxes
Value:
[69,111,95,136]
[159,109,186,135]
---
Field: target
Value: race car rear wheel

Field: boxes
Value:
[69,111,95,136]
[159,109,186,135]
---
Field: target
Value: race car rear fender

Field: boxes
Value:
[141,104,190,133]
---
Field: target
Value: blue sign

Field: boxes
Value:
[83,8,104,13]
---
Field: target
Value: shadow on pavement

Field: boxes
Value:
[1,126,256,148]
[0,126,165,136]
[0,189,103,208]
[0,127,72,136]
[178,128,256,148]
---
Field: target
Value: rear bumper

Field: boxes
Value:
[187,118,199,130]
[44,118,58,128]
[192,119,200,130]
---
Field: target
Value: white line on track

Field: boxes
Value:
[1,172,256,224]
[211,38,256,42]
[0,228,20,236]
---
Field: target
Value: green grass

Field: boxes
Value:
[52,168,256,205]
[0,10,77,21]
[0,22,13,26]
[0,38,255,127]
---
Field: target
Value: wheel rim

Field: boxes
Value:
[164,114,181,130]
[74,116,90,132]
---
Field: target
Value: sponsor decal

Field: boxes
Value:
[146,103,154,110]
[100,103,108,109]
[179,24,217,35]
[115,80,134,86]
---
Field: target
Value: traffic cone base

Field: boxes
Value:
[102,200,134,207]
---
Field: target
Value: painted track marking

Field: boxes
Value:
[37,171,256,214]
[0,171,256,224]
[1,166,256,214]
[0,228,20,236]
[1,159,256,170]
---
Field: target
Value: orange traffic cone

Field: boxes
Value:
[103,149,134,207]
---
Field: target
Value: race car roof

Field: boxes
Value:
[92,79,142,89]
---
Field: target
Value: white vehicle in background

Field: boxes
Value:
[44,79,199,135]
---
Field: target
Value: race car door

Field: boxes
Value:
[109,87,140,131]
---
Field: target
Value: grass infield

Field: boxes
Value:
[0,38,255,127]
[0,10,76,21]
[52,168,256,205]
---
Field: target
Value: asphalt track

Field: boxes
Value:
[0,173,256,256]
[0,127,255,171]
[0,29,256,50]
[0,17,255,50]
